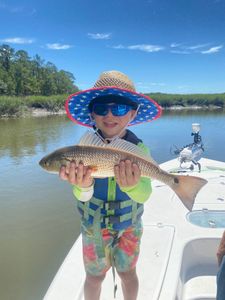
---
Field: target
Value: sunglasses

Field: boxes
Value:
[92,103,133,116]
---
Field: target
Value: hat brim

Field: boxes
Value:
[65,86,162,127]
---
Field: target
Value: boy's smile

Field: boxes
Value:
[92,107,137,138]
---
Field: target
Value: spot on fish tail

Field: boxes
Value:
[174,177,179,184]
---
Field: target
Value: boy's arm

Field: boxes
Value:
[120,142,152,204]
[72,183,94,202]
[59,162,94,202]
[72,143,152,203]
[120,177,152,204]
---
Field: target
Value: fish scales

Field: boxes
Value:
[39,142,208,211]
[41,144,179,183]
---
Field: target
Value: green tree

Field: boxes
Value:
[0,44,14,71]
[0,44,78,96]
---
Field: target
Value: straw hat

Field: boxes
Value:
[94,70,136,91]
[65,70,162,127]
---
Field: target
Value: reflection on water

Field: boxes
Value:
[0,110,225,300]
[133,109,225,163]
[162,108,225,117]
[0,115,75,158]
[0,115,86,300]
[1,110,225,161]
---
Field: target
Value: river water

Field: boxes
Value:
[0,110,225,300]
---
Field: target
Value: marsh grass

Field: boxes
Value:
[0,95,67,117]
[148,92,225,108]
[0,93,225,117]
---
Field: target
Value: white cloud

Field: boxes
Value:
[0,3,36,15]
[46,43,72,50]
[0,2,21,12]
[127,44,163,52]
[170,42,223,54]
[0,37,34,44]
[137,81,166,92]
[137,82,166,87]
[201,45,223,54]
[88,33,111,40]
[170,50,190,54]
[170,43,182,48]
[112,41,223,55]
[187,44,209,50]
[112,44,125,49]
[177,85,190,90]
[171,43,208,50]
[112,44,163,53]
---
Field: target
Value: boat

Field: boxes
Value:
[43,125,225,300]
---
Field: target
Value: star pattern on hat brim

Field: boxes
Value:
[65,87,162,127]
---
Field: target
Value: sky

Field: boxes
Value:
[0,0,225,94]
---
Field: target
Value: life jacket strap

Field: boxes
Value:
[77,198,144,229]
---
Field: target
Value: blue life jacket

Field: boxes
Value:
[77,130,144,231]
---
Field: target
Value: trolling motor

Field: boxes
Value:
[172,123,204,172]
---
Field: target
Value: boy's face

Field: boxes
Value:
[91,103,137,138]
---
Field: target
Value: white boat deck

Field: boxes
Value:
[44,158,225,300]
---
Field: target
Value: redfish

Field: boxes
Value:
[39,131,207,210]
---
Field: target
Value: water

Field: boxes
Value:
[186,210,225,228]
[0,110,225,300]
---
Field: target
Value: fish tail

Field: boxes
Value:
[170,175,207,211]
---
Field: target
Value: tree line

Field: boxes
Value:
[147,92,225,108]
[0,44,224,109]
[0,44,78,96]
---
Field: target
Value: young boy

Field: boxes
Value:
[60,70,161,300]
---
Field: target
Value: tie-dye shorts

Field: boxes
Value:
[81,220,143,276]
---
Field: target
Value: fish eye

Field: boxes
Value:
[44,161,50,167]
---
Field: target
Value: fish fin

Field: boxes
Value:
[78,131,157,164]
[171,175,207,211]
[78,131,107,147]
[108,139,157,164]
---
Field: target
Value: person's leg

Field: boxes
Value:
[81,223,112,299]
[114,220,143,300]
[117,268,139,300]
[216,256,225,300]
[84,273,105,300]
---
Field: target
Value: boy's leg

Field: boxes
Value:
[117,268,139,300]
[114,220,143,300]
[81,223,112,299]
[84,273,105,300]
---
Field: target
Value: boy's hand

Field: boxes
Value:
[114,160,141,188]
[217,231,225,266]
[59,161,93,188]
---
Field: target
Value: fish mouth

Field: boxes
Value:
[39,155,49,168]
[39,158,45,167]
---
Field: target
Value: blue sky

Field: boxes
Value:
[0,0,225,94]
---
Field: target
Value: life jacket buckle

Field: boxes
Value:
[103,202,121,210]
[103,215,120,225]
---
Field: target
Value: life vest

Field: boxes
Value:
[76,130,144,232]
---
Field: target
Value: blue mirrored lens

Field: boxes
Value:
[92,104,108,116]
[93,104,131,116]
[111,104,131,116]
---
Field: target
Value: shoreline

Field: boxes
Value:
[0,105,223,118]
[30,108,66,117]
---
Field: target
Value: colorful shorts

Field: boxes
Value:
[81,220,143,276]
